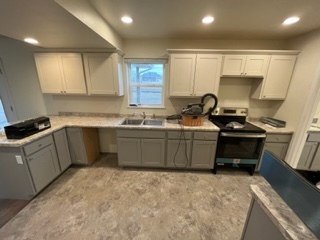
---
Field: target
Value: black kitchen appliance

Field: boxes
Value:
[4,116,51,139]
[209,107,266,175]
[166,93,218,122]
[181,93,218,116]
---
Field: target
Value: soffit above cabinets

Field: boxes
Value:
[1,0,320,48]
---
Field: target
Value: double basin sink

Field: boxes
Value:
[120,118,164,126]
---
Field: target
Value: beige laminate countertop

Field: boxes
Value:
[248,119,294,134]
[0,115,219,147]
[0,115,296,147]
[308,126,320,133]
[250,182,317,240]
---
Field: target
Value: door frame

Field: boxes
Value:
[0,58,18,122]
[286,62,320,168]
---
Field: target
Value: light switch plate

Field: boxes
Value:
[15,155,23,164]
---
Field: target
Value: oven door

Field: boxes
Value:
[216,132,266,160]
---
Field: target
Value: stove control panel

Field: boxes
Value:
[212,107,248,116]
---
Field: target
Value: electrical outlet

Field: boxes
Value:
[15,155,23,165]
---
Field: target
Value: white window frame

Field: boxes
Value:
[125,58,167,108]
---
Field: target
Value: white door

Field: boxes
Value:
[0,59,17,123]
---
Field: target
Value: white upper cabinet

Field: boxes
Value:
[251,55,297,100]
[83,53,124,96]
[222,55,270,77]
[169,54,222,97]
[34,53,87,94]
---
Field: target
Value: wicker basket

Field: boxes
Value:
[182,115,204,126]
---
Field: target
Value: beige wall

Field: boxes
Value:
[277,28,320,166]
[0,37,47,121]
[274,29,320,129]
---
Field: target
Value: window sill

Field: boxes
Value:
[127,105,166,109]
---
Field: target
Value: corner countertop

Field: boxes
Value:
[0,115,219,147]
[308,126,320,133]
[250,182,317,240]
[248,119,294,134]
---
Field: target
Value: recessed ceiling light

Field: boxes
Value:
[283,16,300,25]
[24,38,39,45]
[121,16,133,24]
[202,16,214,24]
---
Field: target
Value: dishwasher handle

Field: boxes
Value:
[220,132,266,138]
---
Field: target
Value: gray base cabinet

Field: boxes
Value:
[241,199,286,240]
[0,147,36,200]
[26,144,60,192]
[117,130,166,167]
[191,132,217,169]
[297,133,320,171]
[167,139,191,168]
[262,134,292,161]
[24,135,60,193]
[141,139,165,166]
[67,127,88,164]
[67,127,100,165]
[116,130,218,169]
[191,140,216,169]
[53,129,72,172]
[117,138,141,166]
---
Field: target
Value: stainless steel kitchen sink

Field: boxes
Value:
[120,118,144,125]
[119,118,164,126]
[142,119,164,126]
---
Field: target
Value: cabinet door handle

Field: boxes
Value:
[28,157,33,161]
[38,144,42,148]
[60,90,63,94]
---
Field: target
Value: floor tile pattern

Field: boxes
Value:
[0,154,265,240]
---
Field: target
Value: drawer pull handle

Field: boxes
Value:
[38,144,42,147]
[29,158,33,161]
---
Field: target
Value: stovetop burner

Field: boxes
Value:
[211,120,266,133]
[209,107,266,133]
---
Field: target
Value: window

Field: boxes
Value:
[126,59,165,107]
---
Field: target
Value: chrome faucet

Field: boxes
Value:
[133,112,146,119]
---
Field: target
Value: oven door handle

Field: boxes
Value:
[220,132,266,138]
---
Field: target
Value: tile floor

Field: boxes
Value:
[0,154,265,240]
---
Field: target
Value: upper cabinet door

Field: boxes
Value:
[34,53,65,94]
[34,53,87,95]
[193,54,222,96]
[169,54,196,96]
[83,53,123,96]
[221,55,246,76]
[259,55,297,99]
[221,55,270,77]
[59,54,87,94]
[245,55,270,77]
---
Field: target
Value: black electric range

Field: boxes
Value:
[209,107,266,175]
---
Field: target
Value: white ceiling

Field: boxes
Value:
[1,0,320,48]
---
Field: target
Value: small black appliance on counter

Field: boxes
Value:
[4,116,51,139]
